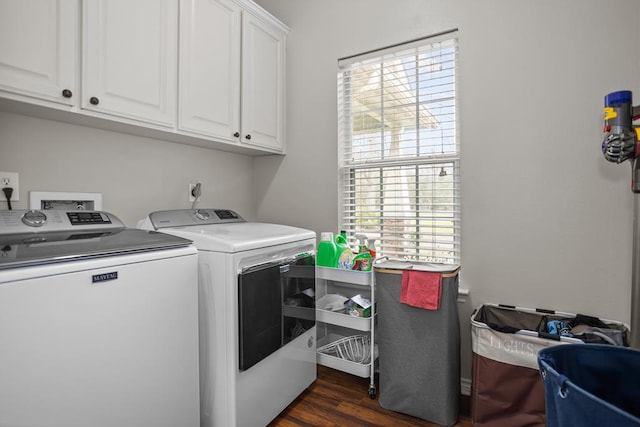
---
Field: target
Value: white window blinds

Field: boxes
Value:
[338,31,460,264]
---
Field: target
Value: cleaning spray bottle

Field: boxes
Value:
[352,234,374,271]
[316,232,338,267]
[334,230,353,269]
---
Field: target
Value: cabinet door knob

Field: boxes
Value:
[233,132,240,138]
[245,134,251,140]
[62,89,73,98]
[89,96,100,105]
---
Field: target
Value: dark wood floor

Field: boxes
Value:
[269,365,472,427]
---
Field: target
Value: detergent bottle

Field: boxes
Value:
[352,234,374,271]
[316,232,338,267]
[334,231,353,269]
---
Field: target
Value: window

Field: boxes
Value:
[338,31,459,264]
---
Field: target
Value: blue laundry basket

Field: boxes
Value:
[538,344,640,427]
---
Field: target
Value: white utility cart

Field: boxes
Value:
[315,266,377,398]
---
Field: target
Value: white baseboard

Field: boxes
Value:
[461,377,472,396]
[457,287,469,303]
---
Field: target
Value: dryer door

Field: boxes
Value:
[238,253,315,371]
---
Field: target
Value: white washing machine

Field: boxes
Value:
[138,209,317,427]
[0,210,200,427]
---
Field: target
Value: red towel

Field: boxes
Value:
[400,270,442,310]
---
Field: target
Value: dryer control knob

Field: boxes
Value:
[194,209,210,221]
[22,210,47,227]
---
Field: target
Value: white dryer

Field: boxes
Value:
[139,209,317,427]
[0,210,200,427]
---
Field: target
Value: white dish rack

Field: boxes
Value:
[317,334,372,364]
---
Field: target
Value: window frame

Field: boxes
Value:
[337,30,460,265]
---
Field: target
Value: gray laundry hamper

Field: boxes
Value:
[375,260,461,427]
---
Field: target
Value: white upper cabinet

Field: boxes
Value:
[82,0,178,128]
[178,0,241,141]
[240,12,285,152]
[0,0,286,155]
[0,0,78,106]
[179,0,287,153]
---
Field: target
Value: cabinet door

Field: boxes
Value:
[179,0,241,142]
[83,0,178,128]
[0,0,77,106]
[240,13,286,152]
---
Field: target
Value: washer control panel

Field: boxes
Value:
[67,211,112,225]
[0,210,122,234]
[21,210,47,227]
[194,209,211,221]
[148,209,245,229]
[213,209,240,220]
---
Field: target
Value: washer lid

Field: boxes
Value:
[161,221,316,253]
[141,209,315,253]
[0,210,193,270]
[0,229,192,270]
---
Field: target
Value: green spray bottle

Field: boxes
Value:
[352,234,373,271]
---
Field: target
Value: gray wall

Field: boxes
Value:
[1,0,639,390]
[253,0,640,382]
[0,112,255,226]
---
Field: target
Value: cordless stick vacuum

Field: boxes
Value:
[602,90,640,348]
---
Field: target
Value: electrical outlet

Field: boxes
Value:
[189,183,202,202]
[0,172,19,201]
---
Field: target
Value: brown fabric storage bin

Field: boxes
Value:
[470,304,629,427]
